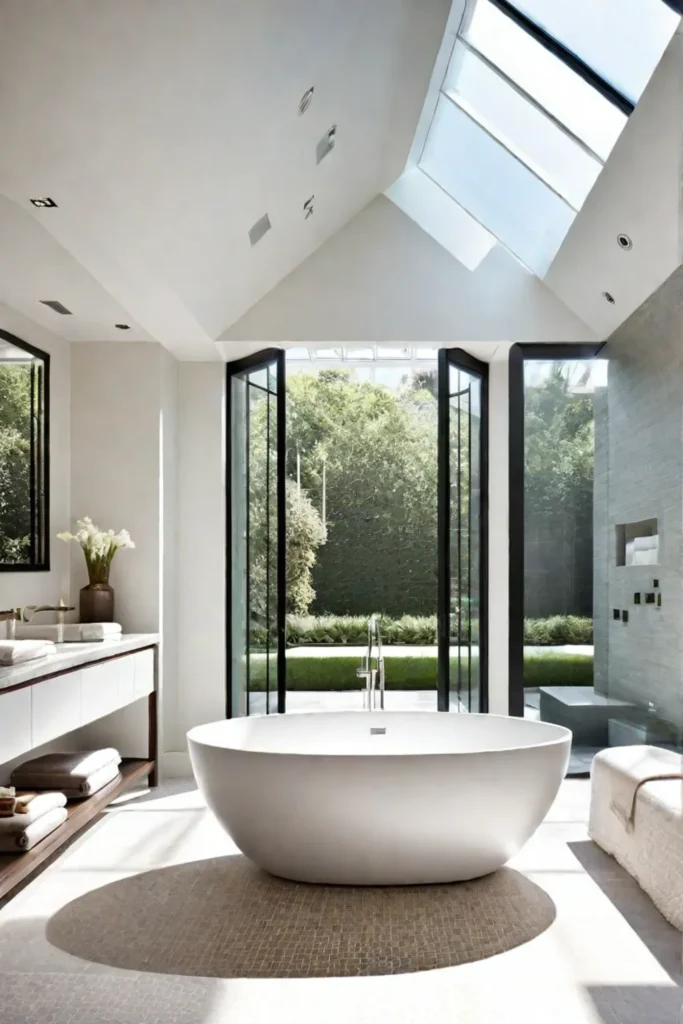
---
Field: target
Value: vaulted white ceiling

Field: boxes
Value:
[0,0,680,359]
[0,0,449,358]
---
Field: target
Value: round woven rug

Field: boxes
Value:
[47,856,555,978]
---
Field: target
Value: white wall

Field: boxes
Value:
[545,34,683,337]
[222,196,596,344]
[0,305,70,612]
[70,342,178,752]
[176,363,225,746]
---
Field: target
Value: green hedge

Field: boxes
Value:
[277,614,593,647]
[249,651,593,691]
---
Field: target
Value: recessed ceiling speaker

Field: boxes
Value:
[39,299,72,314]
[249,213,272,247]
[602,291,616,305]
[316,125,337,165]
[299,86,314,115]
[617,232,633,250]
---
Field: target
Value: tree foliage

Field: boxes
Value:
[287,369,440,616]
[0,365,31,563]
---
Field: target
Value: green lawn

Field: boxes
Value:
[248,649,593,691]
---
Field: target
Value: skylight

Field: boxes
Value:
[417,0,680,275]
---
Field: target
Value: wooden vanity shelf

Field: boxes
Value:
[0,757,155,900]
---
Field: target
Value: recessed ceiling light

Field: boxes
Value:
[602,291,616,305]
[299,86,314,115]
[30,197,58,208]
[316,125,337,165]
[303,196,315,219]
[115,323,131,330]
[617,232,633,250]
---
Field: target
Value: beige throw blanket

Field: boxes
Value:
[608,745,683,829]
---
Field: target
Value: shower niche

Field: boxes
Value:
[615,518,659,567]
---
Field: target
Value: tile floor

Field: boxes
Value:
[0,776,681,1023]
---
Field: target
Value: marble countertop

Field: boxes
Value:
[0,633,159,692]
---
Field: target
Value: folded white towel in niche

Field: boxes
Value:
[15,622,123,642]
[0,640,55,666]
[633,535,658,551]
[632,549,658,566]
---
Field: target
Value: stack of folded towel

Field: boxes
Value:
[14,622,123,642]
[625,535,659,566]
[10,749,122,799]
[0,790,68,852]
[0,639,56,667]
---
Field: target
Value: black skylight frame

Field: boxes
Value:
[489,0,635,116]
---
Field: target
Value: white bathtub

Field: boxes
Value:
[188,712,571,885]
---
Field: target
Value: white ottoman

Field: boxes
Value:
[589,745,683,931]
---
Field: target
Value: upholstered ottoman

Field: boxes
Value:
[589,745,683,930]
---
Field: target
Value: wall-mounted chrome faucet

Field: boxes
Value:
[356,614,385,710]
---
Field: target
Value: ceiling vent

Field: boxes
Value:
[30,197,58,208]
[40,299,72,315]
[316,125,337,165]
[303,196,315,219]
[249,213,272,247]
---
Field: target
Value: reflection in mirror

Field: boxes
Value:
[0,330,49,570]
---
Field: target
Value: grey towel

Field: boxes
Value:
[0,807,68,852]
[11,749,121,791]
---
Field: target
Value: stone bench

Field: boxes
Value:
[589,745,683,931]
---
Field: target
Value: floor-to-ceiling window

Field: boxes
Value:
[510,343,606,774]
[226,345,488,717]
[227,351,285,717]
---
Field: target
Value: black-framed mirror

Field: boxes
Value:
[0,329,50,571]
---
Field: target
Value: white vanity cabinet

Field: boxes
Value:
[0,637,158,769]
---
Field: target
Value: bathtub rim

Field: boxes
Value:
[187,711,572,759]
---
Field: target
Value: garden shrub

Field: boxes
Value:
[281,614,592,647]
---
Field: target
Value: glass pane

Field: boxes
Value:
[230,375,249,717]
[286,347,310,360]
[448,364,482,714]
[230,358,281,717]
[381,347,411,360]
[463,0,626,160]
[522,359,601,775]
[420,96,574,274]
[313,347,343,360]
[344,347,375,360]
[445,43,601,209]
[248,381,270,715]
[508,0,679,103]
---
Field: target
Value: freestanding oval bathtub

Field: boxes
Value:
[188,712,571,885]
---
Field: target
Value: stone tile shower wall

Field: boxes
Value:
[599,268,683,738]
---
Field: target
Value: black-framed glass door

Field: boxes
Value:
[438,348,488,713]
[226,349,286,717]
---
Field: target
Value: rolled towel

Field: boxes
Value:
[61,760,121,799]
[0,640,55,666]
[11,749,121,793]
[1,791,67,827]
[0,807,68,852]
